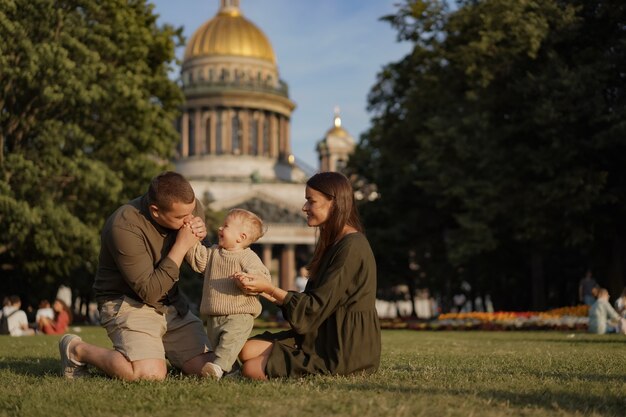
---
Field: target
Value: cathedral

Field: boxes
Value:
[174,0,356,289]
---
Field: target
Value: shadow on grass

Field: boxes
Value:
[532,337,626,345]
[341,381,624,416]
[389,363,626,384]
[524,370,626,384]
[0,357,59,376]
[474,388,623,415]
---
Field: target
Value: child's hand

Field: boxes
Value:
[184,216,207,240]
[176,223,199,251]
[232,272,262,295]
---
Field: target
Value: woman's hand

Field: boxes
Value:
[233,272,271,295]
[233,272,285,305]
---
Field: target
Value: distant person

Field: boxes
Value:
[234,172,381,380]
[588,288,626,334]
[452,293,467,313]
[183,208,271,379]
[1,295,35,336]
[56,285,72,311]
[614,287,626,317]
[58,171,215,381]
[38,299,72,335]
[35,300,55,323]
[579,270,598,306]
[294,266,308,292]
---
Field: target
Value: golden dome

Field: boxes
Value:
[325,109,350,138]
[326,126,350,138]
[184,1,276,64]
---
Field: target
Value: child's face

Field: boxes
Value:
[218,215,246,250]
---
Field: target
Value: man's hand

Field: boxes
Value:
[185,216,207,241]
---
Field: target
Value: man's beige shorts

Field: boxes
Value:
[99,296,209,369]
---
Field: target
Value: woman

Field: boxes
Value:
[234,172,381,379]
[38,298,71,335]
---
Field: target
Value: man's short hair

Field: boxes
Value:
[148,171,195,210]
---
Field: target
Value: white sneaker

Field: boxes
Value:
[59,334,88,379]
[201,362,224,380]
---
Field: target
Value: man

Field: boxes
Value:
[60,171,214,380]
[1,295,35,336]
[588,288,626,334]
[579,270,598,306]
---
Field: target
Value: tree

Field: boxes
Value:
[353,0,626,310]
[0,0,184,306]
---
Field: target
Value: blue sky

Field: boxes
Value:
[150,0,412,168]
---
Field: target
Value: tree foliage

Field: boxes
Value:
[352,0,626,310]
[0,0,184,304]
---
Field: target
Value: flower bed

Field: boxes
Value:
[380,305,590,331]
[257,306,591,331]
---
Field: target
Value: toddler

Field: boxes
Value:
[184,208,271,379]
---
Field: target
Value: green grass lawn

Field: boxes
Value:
[0,327,624,417]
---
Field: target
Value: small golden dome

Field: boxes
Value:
[325,108,350,138]
[326,126,350,138]
[184,0,276,64]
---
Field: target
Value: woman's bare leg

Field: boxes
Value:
[239,339,273,380]
[239,339,272,361]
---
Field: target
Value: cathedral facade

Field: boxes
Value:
[175,0,355,289]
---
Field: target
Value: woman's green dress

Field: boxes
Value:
[254,232,381,378]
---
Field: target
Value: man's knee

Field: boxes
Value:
[129,368,167,381]
[128,360,168,381]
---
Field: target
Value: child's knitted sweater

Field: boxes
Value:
[186,243,270,317]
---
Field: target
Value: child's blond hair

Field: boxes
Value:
[227,208,266,245]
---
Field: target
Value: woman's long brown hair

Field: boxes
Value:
[55,298,73,325]
[306,172,363,279]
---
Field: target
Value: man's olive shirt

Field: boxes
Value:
[93,194,203,316]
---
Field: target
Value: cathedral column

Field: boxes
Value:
[208,110,217,154]
[284,117,291,156]
[250,111,259,155]
[201,112,209,154]
[217,110,227,154]
[223,109,233,153]
[269,113,278,158]
[181,111,189,157]
[257,112,265,156]
[262,244,276,286]
[240,110,250,155]
[280,244,296,290]
[194,109,203,155]
[278,116,285,159]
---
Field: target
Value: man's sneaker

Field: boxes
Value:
[201,362,224,380]
[59,334,88,379]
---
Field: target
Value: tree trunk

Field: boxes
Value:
[607,234,625,299]
[530,251,546,310]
